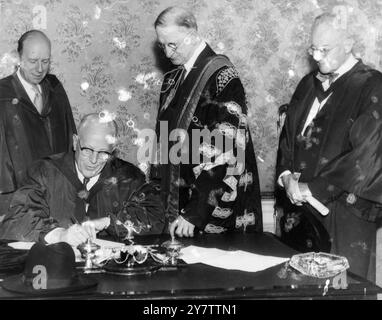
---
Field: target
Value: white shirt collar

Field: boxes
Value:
[183,41,207,77]
[16,68,42,102]
[75,162,100,190]
[333,54,358,81]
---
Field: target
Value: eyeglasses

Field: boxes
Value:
[78,139,112,162]
[307,45,338,57]
[157,33,191,56]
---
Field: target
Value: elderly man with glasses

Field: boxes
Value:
[277,12,382,282]
[0,113,165,246]
[150,6,263,239]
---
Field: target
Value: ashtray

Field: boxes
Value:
[289,252,349,278]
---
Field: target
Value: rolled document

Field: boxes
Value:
[293,172,330,216]
[305,196,330,216]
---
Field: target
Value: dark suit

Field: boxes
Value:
[0,73,76,216]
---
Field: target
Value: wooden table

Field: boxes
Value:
[0,232,381,300]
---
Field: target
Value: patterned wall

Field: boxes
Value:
[1,0,382,192]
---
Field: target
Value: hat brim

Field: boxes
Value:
[1,274,97,297]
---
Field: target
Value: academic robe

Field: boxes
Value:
[151,44,263,234]
[0,73,76,216]
[0,152,166,242]
[277,60,382,281]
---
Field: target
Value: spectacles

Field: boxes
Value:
[307,45,338,57]
[157,33,191,56]
[78,139,112,162]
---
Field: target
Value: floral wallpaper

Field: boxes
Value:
[1,0,382,193]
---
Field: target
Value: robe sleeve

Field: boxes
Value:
[276,76,310,178]
[308,74,382,208]
[0,161,60,242]
[59,80,77,137]
[55,78,77,150]
[0,104,17,194]
[180,68,262,232]
[107,181,166,237]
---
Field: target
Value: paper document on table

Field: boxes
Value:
[7,242,34,250]
[181,246,289,272]
[92,238,125,249]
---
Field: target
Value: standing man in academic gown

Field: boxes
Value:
[0,30,76,219]
[151,6,262,238]
[277,12,382,282]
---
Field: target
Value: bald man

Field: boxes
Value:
[0,113,165,246]
[0,30,76,219]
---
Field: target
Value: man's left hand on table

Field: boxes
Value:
[169,215,195,238]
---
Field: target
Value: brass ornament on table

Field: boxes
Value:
[77,238,101,273]
[77,216,186,274]
[161,234,184,266]
[115,218,146,243]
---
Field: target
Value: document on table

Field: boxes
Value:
[180,246,289,273]
[7,241,34,250]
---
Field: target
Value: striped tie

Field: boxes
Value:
[32,85,43,113]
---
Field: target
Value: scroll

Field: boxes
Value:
[294,172,330,216]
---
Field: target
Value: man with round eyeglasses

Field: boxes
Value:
[277,12,382,282]
[151,6,263,239]
[0,113,165,247]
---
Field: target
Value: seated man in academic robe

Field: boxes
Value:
[0,113,166,247]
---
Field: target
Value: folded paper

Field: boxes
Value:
[180,245,289,272]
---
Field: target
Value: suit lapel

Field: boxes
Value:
[10,73,37,113]
[314,61,362,121]
[170,45,216,126]
[40,77,53,116]
[11,73,55,116]
[293,78,316,137]
[48,153,89,222]
[10,73,53,116]
[158,45,216,123]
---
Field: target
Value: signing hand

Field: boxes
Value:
[82,217,111,240]
[56,224,92,247]
[169,215,195,238]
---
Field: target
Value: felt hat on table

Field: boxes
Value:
[1,242,97,296]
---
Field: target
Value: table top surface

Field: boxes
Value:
[0,232,380,300]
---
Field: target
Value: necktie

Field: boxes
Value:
[315,72,339,85]
[82,177,90,216]
[83,177,90,191]
[313,71,338,103]
[31,85,43,114]
[160,66,186,113]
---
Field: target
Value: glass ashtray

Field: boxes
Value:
[289,252,349,278]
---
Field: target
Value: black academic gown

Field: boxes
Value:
[278,60,382,281]
[0,73,76,215]
[151,44,263,234]
[0,152,166,242]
